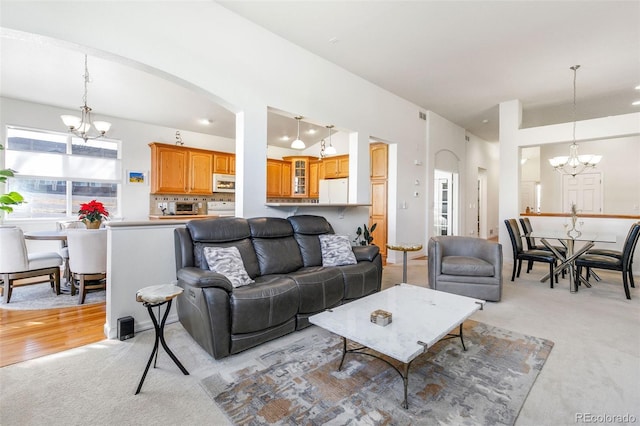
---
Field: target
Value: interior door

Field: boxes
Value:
[562,172,602,213]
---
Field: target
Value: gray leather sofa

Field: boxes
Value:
[428,236,503,302]
[174,215,383,359]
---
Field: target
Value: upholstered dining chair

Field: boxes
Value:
[519,217,567,275]
[66,229,107,304]
[504,219,560,287]
[582,222,640,288]
[55,220,86,282]
[0,227,63,303]
[575,222,640,300]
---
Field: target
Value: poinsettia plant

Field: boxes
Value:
[78,199,109,223]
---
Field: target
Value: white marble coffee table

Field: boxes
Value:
[309,283,485,408]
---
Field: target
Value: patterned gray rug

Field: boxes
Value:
[202,320,553,425]
[0,282,105,310]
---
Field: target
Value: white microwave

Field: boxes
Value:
[213,173,236,193]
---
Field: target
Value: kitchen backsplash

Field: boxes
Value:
[150,194,234,215]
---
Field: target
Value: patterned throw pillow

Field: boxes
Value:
[203,246,254,288]
[318,234,357,267]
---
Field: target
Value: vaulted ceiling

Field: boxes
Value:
[1,1,638,145]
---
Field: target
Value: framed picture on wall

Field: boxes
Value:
[126,170,147,185]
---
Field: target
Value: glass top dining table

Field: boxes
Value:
[528,230,616,293]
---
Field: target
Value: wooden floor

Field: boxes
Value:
[0,302,106,367]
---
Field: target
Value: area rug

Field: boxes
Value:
[0,282,105,310]
[202,320,553,425]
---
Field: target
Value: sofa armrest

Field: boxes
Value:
[352,245,380,262]
[177,267,234,292]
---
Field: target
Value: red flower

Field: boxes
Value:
[78,199,109,223]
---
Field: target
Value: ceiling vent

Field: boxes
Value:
[418,111,427,120]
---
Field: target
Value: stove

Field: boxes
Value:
[206,201,235,217]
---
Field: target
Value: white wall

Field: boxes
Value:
[538,136,640,214]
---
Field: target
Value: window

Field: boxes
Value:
[4,127,121,219]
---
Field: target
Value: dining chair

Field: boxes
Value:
[66,229,107,304]
[575,222,640,299]
[504,219,559,287]
[55,220,86,282]
[583,222,640,288]
[519,217,567,274]
[0,227,63,303]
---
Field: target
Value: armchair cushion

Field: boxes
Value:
[204,246,254,288]
[442,256,495,277]
[319,235,357,266]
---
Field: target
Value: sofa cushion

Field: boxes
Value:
[286,267,344,313]
[319,234,357,266]
[203,246,254,288]
[288,215,335,267]
[338,262,381,300]
[441,255,494,277]
[249,218,303,275]
[229,276,299,334]
[194,239,260,278]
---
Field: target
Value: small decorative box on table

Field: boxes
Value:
[370,309,392,326]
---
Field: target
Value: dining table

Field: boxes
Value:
[528,230,616,293]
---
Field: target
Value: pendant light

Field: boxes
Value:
[60,54,112,142]
[324,125,336,155]
[291,116,305,149]
[548,65,602,176]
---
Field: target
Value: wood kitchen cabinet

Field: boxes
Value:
[149,142,213,194]
[308,160,320,198]
[266,159,292,197]
[322,155,349,179]
[282,156,318,198]
[213,152,235,175]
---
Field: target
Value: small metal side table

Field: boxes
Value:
[386,243,423,283]
[134,284,189,395]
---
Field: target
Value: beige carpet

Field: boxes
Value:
[0,259,638,425]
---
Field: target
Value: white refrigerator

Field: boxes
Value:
[319,178,348,204]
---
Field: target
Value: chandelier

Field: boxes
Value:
[548,65,601,177]
[60,54,112,142]
[290,116,305,149]
[320,125,336,158]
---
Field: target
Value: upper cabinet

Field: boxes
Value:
[321,155,349,179]
[267,159,292,197]
[150,142,231,195]
[283,156,318,197]
[370,144,388,179]
[213,152,235,175]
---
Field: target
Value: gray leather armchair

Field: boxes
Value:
[428,236,503,302]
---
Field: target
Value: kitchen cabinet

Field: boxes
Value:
[266,159,292,197]
[322,155,349,179]
[149,142,213,194]
[213,152,235,175]
[282,156,318,198]
[309,160,320,198]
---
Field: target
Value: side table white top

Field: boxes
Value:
[136,284,183,304]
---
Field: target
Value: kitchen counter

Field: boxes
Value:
[149,215,215,220]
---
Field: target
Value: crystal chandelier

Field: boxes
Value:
[320,125,336,158]
[548,65,601,177]
[290,116,305,149]
[60,54,112,142]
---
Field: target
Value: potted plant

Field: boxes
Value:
[353,223,377,246]
[0,144,24,215]
[78,199,109,229]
